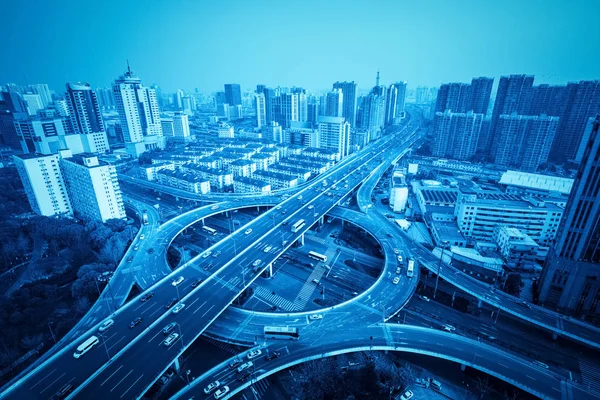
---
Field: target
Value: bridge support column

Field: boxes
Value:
[175,196,179,202]
[319,216,324,225]
[460,364,466,372]
[200,218,205,226]
[265,263,273,278]
[477,298,482,308]
[257,206,260,213]
[552,332,558,340]
[172,358,181,373]
[298,233,304,247]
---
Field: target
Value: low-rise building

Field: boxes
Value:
[268,163,311,182]
[253,170,298,190]
[389,169,408,212]
[139,161,175,181]
[449,247,505,283]
[233,176,271,194]
[229,159,257,177]
[430,221,467,247]
[279,158,329,175]
[493,226,539,269]
[156,169,210,194]
[179,164,233,190]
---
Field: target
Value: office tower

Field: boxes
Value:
[28,84,52,108]
[280,93,298,128]
[394,81,407,123]
[359,88,386,139]
[256,84,266,94]
[470,77,493,114]
[297,92,308,123]
[550,81,600,162]
[112,64,164,157]
[263,87,276,124]
[215,92,227,106]
[174,89,185,108]
[384,84,399,126]
[529,84,567,116]
[254,93,266,128]
[61,153,126,222]
[325,89,344,117]
[95,87,115,110]
[263,121,282,143]
[0,90,27,113]
[487,74,535,152]
[432,110,483,160]
[0,91,29,149]
[435,83,471,113]
[22,93,44,116]
[182,96,194,115]
[307,102,319,127]
[318,116,351,158]
[415,86,429,104]
[538,115,600,314]
[64,83,109,153]
[173,112,190,140]
[15,117,69,154]
[224,84,242,106]
[333,81,358,126]
[13,153,72,217]
[493,113,558,172]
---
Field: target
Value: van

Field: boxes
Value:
[430,379,442,390]
[73,336,99,359]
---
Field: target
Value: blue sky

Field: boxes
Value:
[1,0,599,93]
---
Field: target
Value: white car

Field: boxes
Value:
[203,251,212,258]
[399,390,414,400]
[442,324,456,332]
[247,349,262,360]
[263,246,273,253]
[297,195,303,200]
[394,248,399,254]
[392,277,400,285]
[140,234,145,240]
[171,276,184,286]
[98,319,114,332]
[204,381,220,394]
[309,314,323,320]
[276,206,282,210]
[213,386,229,399]
[237,361,253,372]
[211,205,219,210]
[308,205,314,209]
[419,295,430,302]
[163,332,179,347]
[172,303,185,314]
[245,229,253,235]
[252,259,262,267]
[397,255,403,263]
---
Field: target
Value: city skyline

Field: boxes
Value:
[2,0,599,93]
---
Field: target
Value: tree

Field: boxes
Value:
[71,263,110,300]
[503,273,523,297]
[20,333,44,350]
[473,376,494,399]
[73,297,91,315]
[105,218,128,233]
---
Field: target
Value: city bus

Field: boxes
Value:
[73,336,99,359]
[291,219,306,233]
[308,251,327,263]
[202,226,217,235]
[406,258,415,278]
[264,326,299,340]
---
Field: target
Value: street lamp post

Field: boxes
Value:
[98,331,111,360]
[47,321,56,344]
[433,240,449,299]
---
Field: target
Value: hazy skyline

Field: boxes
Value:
[2,0,599,93]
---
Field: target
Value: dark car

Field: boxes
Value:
[52,384,73,399]
[237,371,252,382]
[229,358,242,369]
[265,351,281,361]
[147,248,154,254]
[191,279,203,288]
[282,221,289,226]
[212,251,221,258]
[140,292,154,302]
[129,317,143,328]
[165,297,178,309]
[386,233,393,238]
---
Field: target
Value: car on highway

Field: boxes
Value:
[430,379,442,390]
[282,209,287,214]
[392,277,400,285]
[276,206,282,210]
[203,381,220,394]
[517,301,532,309]
[386,233,393,238]
[237,371,252,382]
[282,221,289,225]
[237,361,253,372]
[418,295,430,302]
[213,386,230,399]
[228,358,242,369]
[140,234,145,240]
[309,314,323,320]
[399,389,414,400]
[394,248,400,254]
[98,319,114,332]
[265,351,281,361]
[163,332,179,347]
[211,205,219,210]
[441,324,456,332]
[312,279,320,285]
[252,259,262,267]
[532,360,549,369]
[133,244,139,251]
[172,303,185,314]
[212,250,221,258]
[283,240,289,246]
[53,383,73,399]
[395,267,401,274]
[172,276,184,286]
[264,245,273,253]
[308,205,314,209]
[165,297,178,309]
[140,292,154,302]
[247,349,262,359]
[202,251,212,258]
[191,278,203,288]
[245,228,253,235]
[297,195,303,200]
[127,256,133,263]
[129,317,143,328]
[162,322,176,335]
[147,248,154,254]
[397,255,403,263]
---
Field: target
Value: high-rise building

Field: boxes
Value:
[493,113,558,172]
[359,89,386,139]
[95,87,116,110]
[22,93,44,116]
[224,84,242,106]
[254,93,266,128]
[470,77,494,114]
[13,152,73,217]
[263,121,282,143]
[325,89,343,117]
[0,91,28,149]
[394,81,407,123]
[384,84,398,126]
[333,81,357,126]
[317,116,350,158]
[215,92,227,106]
[432,110,483,160]
[65,82,110,153]
[538,115,600,315]
[112,64,164,157]
[280,93,298,128]
[307,102,319,127]
[487,74,535,153]
[27,84,52,108]
[61,153,126,222]
[435,83,471,113]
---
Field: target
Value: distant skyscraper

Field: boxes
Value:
[263,121,282,143]
[435,83,471,113]
[470,77,494,114]
[538,115,600,314]
[224,84,242,106]
[22,93,44,116]
[65,83,104,135]
[325,89,344,117]
[28,84,52,108]
[307,102,319,127]
[112,64,164,157]
[215,91,227,106]
[333,81,358,126]
[254,93,266,128]
[359,84,386,140]
[493,113,558,172]
[318,116,351,158]
[394,81,407,123]
[432,110,483,160]
[280,93,298,128]
[384,84,400,126]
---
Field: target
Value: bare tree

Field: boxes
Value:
[503,389,520,400]
[473,376,494,399]
[20,333,44,350]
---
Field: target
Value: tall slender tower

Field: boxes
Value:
[65,82,110,153]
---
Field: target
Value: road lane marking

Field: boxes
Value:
[121,374,144,398]
[110,369,133,392]
[30,368,56,389]
[101,365,123,386]
[498,363,509,368]
[525,375,536,380]
[39,372,65,394]
[201,305,216,317]
[107,336,126,352]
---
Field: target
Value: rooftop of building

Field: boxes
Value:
[420,188,458,203]
[499,170,574,195]
[63,153,110,168]
[181,164,232,176]
[234,176,270,188]
[432,221,466,243]
[269,163,311,174]
[158,169,209,184]
[254,170,297,182]
[230,159,256,166]
[451,247,504,270]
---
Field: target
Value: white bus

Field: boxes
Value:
[291,219,306,233]
[73,336,99,359]
[264,326,299,340]
[202,226,217,235]
[308,251,327,263]
[407,258,415,278]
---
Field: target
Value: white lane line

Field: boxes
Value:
[498,363,509,369]
[120,374,144,398]
[187,297,200,309]
[110,369,133,392]
[107,336,126,352]
[101,365,123,386]
[148,328,164,343]
[525,375,536,380]
[30,368,56,389]
[39,372,66,394]
[201,305,215,318]
[148,306,164,319]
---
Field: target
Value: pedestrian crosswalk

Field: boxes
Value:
[306,234,327,245]
[254,286,299,311]
[292,268,325,310]
[201,336,239,355]
[579,358,600,397]
[241,378,270,400]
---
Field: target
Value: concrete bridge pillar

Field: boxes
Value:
[477,298,482,308]
[298,233,304,247]
[265,263,273,278]
[319,216,324,225]
[200,218,205,226]
[172,358,181,373]
[460,364,466,372]
[257,206,260,213]
[552,332,558,341]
